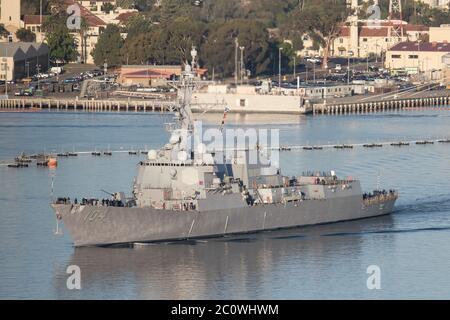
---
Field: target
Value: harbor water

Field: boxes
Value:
[1,110,450,299]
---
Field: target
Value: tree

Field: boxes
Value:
[92,24,124,67]
[78,18,89,64]
[286,0,350,68]
[124,14,153,38]
[165,18,206,63]
[0,24,9,38]
[201,20,273,77]
[46,26,78,63]
[16,28,36,42]
[121,17,205,65]
[42,14,66,33]
[102,2,115,13]
[21,0,55,15]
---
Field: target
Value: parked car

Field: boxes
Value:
[63,78,78,84]
[14,89,33,97]
[50,67,63,75]
[306,57,321,64]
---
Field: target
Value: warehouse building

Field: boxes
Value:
[0,42,49,81]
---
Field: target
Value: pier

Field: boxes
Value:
[0,91,448,115]
[0,98,178,113]
[313,93,450,115]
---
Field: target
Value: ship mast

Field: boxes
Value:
[163,47,200,162]
[176,47,198,133]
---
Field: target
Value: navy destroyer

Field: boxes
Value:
[52,48,398,247]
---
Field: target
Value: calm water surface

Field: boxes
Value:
[1,110,450,299]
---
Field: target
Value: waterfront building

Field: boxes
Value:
[443,53,450,88]
[118,65,208,87]
[385,41,450,75]
[0,42,49,81]
[298,22,429,59]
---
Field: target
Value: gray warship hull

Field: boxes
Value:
[53,195,396,247]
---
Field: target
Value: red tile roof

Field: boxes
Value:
[79,5,107,27]
[24,15,49,25]
[63,0,107,27]
[123,70,174,79]
[403,24,429,32]
[389,41,450,52]
[338,27,350,37]
[359,27,389,37]
[116,12,138,23]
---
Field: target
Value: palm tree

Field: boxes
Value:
[78,18,89,64]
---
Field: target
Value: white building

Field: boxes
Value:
[385,41,450,74]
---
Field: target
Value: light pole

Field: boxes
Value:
[234,38,239,86]
[417,40,421,74]
[347,51,353,85]
[293,55,296,78]
[375,41,378,64]
[25,61,30,78]
[40,0,43,26]
[313,61,316,83]
[364,45,369,73]
[3,47,8,96]
[36,64,41,90]
[305,64,308,84]
[239,46,245,85]
[279,47,283,90]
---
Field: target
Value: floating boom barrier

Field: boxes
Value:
[2,137,450,168]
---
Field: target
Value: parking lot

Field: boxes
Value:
[0,63,117,99]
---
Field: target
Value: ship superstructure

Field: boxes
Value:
[52,48,398,247]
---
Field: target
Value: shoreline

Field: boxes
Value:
[0,90,448,115]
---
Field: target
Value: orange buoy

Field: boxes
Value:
[48,158,58,168]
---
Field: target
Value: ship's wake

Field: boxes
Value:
[321,226,450,238]
[393,193,450,215]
